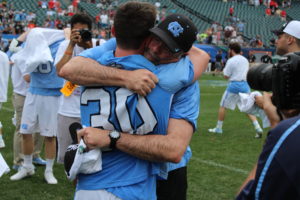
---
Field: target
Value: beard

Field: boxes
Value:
[276,47,288,56]
[144,47,160,65]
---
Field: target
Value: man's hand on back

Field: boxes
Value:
[125,69,158,96]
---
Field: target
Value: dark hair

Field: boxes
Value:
[114,1,156,50]
[228,42,241,54]
[70,13,92,30]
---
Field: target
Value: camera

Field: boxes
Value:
[79,29,92,42]
[247,52,300,109]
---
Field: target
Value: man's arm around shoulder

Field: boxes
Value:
[59,56,158,96]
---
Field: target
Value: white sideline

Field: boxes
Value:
[192,157,249,175]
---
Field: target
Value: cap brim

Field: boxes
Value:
[150,27,181,53]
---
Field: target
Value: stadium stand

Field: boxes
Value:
[2,0,299,47]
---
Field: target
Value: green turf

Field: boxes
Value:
[0,75,266,199]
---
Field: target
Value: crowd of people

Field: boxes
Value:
[198,0,296,48]
[1,0,300,200]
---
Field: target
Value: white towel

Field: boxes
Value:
[238,92,271,128]
[67,140,102,181]
[12,28,65,74]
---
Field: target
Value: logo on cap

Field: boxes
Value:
[168,21,183,37]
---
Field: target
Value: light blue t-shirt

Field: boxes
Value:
[168,81,200,171]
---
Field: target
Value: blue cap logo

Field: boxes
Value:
[168,21,184,37]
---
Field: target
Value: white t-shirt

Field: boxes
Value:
[55,39,106,117]
[0,51,10,103]
[223,54,249,81]
[100,14,108,24]
[10,52,29,96]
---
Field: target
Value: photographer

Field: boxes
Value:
[55,13,105,164]
[272,20,300,56]
[236,52,300,199]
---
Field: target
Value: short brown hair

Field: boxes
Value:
[228,42,241,54]
[114,1,156,50]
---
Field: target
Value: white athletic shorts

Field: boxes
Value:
[220,90,242,110]
[75,190,122,200]
[20,92,60,137]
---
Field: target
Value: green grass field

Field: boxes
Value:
[0,74,266,200]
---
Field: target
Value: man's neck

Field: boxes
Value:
[288,45,300,54]
[114,47,142,57]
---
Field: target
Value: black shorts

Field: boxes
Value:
[156,167,187,200]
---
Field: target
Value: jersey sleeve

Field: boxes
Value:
[157,56,194,93]
[169,81,200,131]
[80,37,116,60]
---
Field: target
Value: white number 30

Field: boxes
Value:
[81,88,157,134]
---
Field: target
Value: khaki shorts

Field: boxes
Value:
[57,114,81,163]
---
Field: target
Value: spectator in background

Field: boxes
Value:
[280,10,286,21]
[256,35,263,48]
[270,0,278,15]
[48,0,55,10]
[213,50,224,75]
[72,0,79,13]
[41,0,48,9]
[14,21,23,34]
[38,1,42,8]
[229,6,234,16]
[27,21,36,29]
[269,38,275,48]
[197,32,208,44]
[224,24,234,44]
[211,21,218,33]
[26,12,36,22]
[236,20,245,34]
[100,11,109,29]
[265,7,271,16]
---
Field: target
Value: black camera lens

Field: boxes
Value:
[79,29,92,42]
[247,63,273,92]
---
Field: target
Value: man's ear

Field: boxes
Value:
[111,26,115,37]
[287,35,295,45]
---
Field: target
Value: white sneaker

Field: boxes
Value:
[10,165,35,181]
[44,170,58,184]
[255,132,262,138]
[0,137,5,148]
[208,127,223,134]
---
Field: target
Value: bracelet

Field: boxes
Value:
[64,51,73,56]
